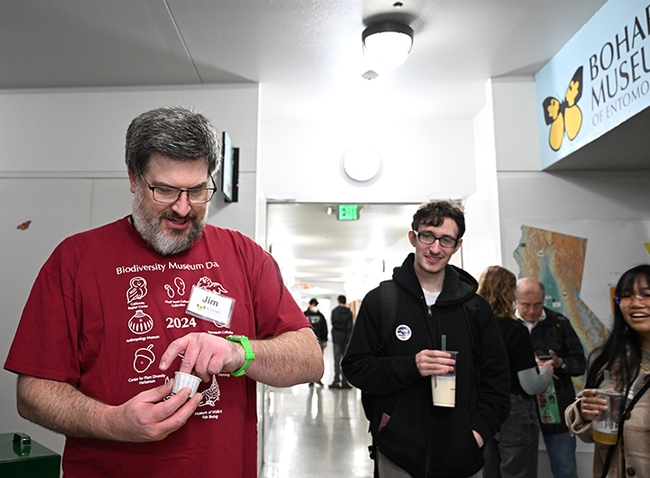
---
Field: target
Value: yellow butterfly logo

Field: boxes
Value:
[542,66,583,151]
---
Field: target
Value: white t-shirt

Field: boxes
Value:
[423,288,441,306]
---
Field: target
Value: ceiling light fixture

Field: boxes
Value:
[362,22,414,70]
[342,146,382,182]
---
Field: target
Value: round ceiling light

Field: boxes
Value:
[362,22,414,70]
[342,146,382,182]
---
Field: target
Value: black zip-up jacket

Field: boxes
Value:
[528,307,586,435]
[342,254,510,478]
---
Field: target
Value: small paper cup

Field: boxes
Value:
[172,371,201,397]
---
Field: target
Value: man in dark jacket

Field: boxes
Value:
[330,295,353,389]
[305,298,327,386]
[516,278,586,478]
[342,200,510,478]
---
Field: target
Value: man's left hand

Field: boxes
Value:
[473,430,484,447]
[549,349,563,369]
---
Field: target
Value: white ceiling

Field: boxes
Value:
[0,0,608,118]
[0,0,613,298]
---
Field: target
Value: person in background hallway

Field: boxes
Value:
[342,200,510,478]
[3,106,323,478]
[515,278,586,478]
[478,266,554,478]
[305,297,327,386]
[330,295,353,389]
[566,264,650,478]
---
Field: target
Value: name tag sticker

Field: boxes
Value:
[186,285,235,328]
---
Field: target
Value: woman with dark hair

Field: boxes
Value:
[478,266,554,478]
[565,264,650,477]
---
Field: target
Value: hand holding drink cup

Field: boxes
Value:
[591,390,623,445]
[580,371,623,445]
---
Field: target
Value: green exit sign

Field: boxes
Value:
[338,204,359,221]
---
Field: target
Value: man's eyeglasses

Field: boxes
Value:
[412,230,458,249]
[615,292,650,306]
[140,174,216,204]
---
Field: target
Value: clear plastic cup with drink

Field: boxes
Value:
[432,351,458,407]
[592,389,624,445]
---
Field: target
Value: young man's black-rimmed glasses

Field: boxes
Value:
[412,230,458,249]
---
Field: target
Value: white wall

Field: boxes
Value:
[0,85,259,174]
[462,80,503,279]
[499,171,650,326]
[491,77,542,172]
[258,117,477,203]
[0,85,259,458]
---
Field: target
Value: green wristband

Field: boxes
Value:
[226,335,255,376]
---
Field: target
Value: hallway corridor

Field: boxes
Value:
[259,346,374,477]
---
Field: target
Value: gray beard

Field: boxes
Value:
[131,187,208,256]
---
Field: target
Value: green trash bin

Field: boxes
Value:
[0,433,61,477]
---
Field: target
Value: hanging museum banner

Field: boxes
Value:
[535,0,650,168]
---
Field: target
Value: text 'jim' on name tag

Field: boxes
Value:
[186,285,235,328]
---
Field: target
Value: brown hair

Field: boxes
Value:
[411,200,465,239]
[477,265,517,319]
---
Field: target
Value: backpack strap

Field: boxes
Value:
[378,280,398,354]
[361,280,398,422]
[363,280,398,470]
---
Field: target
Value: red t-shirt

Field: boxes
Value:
[5,217,310,477]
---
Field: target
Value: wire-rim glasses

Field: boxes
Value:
[412,230,458,249]
[140,174,216,204]
[615,293,650,305]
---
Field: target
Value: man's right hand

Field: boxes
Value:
[539,359,555,375]
[17,375,201,442]
[106,379,202,442]
[415,349,455,377]
[535,356,556,378]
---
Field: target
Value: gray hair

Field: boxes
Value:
[125,106,221,176]
[515,277,545,299]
